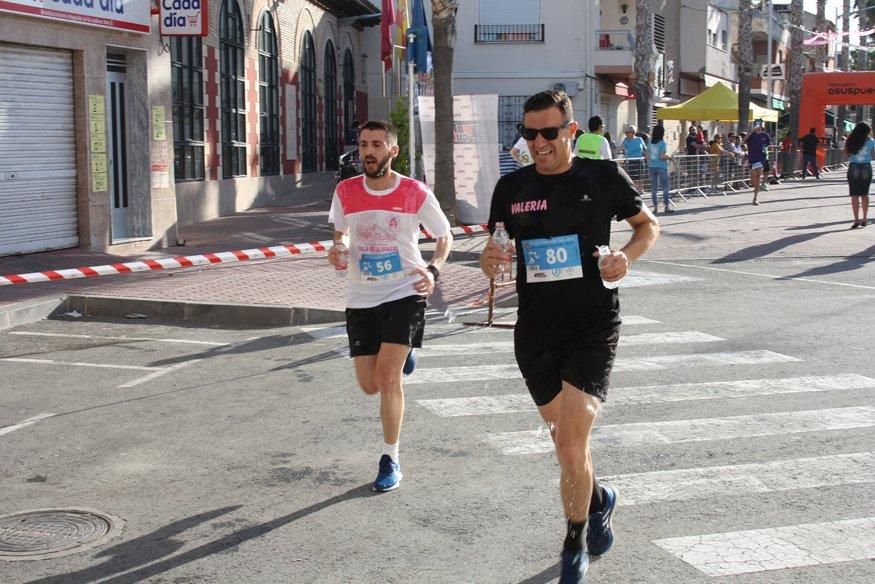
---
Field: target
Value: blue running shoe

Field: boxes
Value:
[402,348,417,375]
[373,454,402,492]
[559,549,589,583]
[586,485,617,556]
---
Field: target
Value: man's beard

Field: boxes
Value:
[363,153,393,178]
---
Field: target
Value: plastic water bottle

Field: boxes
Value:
[334,242,349,277]
[597,245,620,290]
[492,222,513,274]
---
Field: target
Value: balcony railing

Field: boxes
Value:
[595,29,634,51]
[474,24,545,44]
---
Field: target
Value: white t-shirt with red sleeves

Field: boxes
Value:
[329,173,452,309]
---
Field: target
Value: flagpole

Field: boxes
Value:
[408,32,416,178]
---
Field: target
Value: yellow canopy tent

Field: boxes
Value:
[656,81,779,122]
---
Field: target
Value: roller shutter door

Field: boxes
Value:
[0,44,78,256]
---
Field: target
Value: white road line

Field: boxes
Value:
[0,413,56,437]
[601,452,875,506]
[8,331,229,347]
[416,374,875,417]
[0,358,160,371]
[615,350,799,371]
[417,332,723,356]
[623,315,661,325]
[653,517,875,576]
[299,315,660,340]
[648,260,875,291]
[485,406,875,454]
[406,350,799,384]
[117,360,200,388]
[620,271,702,288]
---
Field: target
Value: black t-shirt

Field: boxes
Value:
[799,134,820,156]
[488,158,643,335]
[686,135,699,155]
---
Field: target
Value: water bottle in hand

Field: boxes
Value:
[492,222,513,274]
[597,245,620,289]
[334,243,350,277]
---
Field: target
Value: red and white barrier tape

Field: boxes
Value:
[0,224,489,286]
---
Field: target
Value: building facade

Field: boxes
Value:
[0,0,379,257]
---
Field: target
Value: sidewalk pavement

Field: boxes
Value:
[1,169,871,330]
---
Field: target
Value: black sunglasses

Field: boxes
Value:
[517,121,572,141]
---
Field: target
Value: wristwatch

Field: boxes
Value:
[426,264,440,282]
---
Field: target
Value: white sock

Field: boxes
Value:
[382,442,399,464]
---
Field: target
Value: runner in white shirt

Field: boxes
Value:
[328,120,453,492]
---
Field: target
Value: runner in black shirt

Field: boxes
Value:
[480,90,659,583]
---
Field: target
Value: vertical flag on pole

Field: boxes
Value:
[395,0,410,49]
[409,0,431,73]
[381,0,396,72]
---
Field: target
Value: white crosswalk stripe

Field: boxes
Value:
[406,350,799,384]
[416,374,875,416]
[600,451,875,506]
[484,406,875,454]
[653,517,875,576]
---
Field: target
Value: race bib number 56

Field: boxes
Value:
[522,235,583,282]
[359,251,403,283]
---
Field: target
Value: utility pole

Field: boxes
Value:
[766,0,773,110]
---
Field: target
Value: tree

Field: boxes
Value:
[787,0,804,143]
[633,0,664,134]
[837,0,851,133]
[815,0,828,70]
[431,0,459,224]
[737,0,755,134]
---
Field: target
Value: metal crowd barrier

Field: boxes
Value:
[613,147,849,209]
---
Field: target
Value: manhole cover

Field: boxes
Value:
[0,508,124,561]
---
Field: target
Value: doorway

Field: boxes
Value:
[107,54,129,240]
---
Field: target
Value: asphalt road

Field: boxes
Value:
[1,255,874,583]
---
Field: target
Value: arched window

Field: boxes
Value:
[220,0,246,177]
[171,37,205,181]
[324,41,338,171]
[300,31,317,173]
[259,12,279,176]
[343,49,355,147]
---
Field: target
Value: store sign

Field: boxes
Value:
[0,0,151,33]
[159,0,207,36]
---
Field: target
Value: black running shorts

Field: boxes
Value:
[345,295,426,357]
[514,326,620,405]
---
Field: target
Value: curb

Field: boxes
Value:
[57,295,345,327]
[0,295,67,331]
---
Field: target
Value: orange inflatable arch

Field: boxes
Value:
[800,71,875,168]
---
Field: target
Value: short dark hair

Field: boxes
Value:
[809,127,816,134]
[359,120,398,146]
[587,116,604,132]
[523,90,573,124]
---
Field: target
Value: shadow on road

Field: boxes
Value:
[713,231,830,263]
[26,484,373,584]
[783,244,875,279]
[516,561,560,583]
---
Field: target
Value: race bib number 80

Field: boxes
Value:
[359,251,403,283]
[522,235,583,283]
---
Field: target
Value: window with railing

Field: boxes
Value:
[595,30,634,51]
[474,24,544,43]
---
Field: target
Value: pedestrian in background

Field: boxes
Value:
[618,124,648,192]
[328,120,453,492]
[575,115,613,160]
[648,124,672,214]
[799,127,821,179]
[844,121,874,229]
[480,90,659,583]
[603,131,618,159]
[745,122,771,205]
